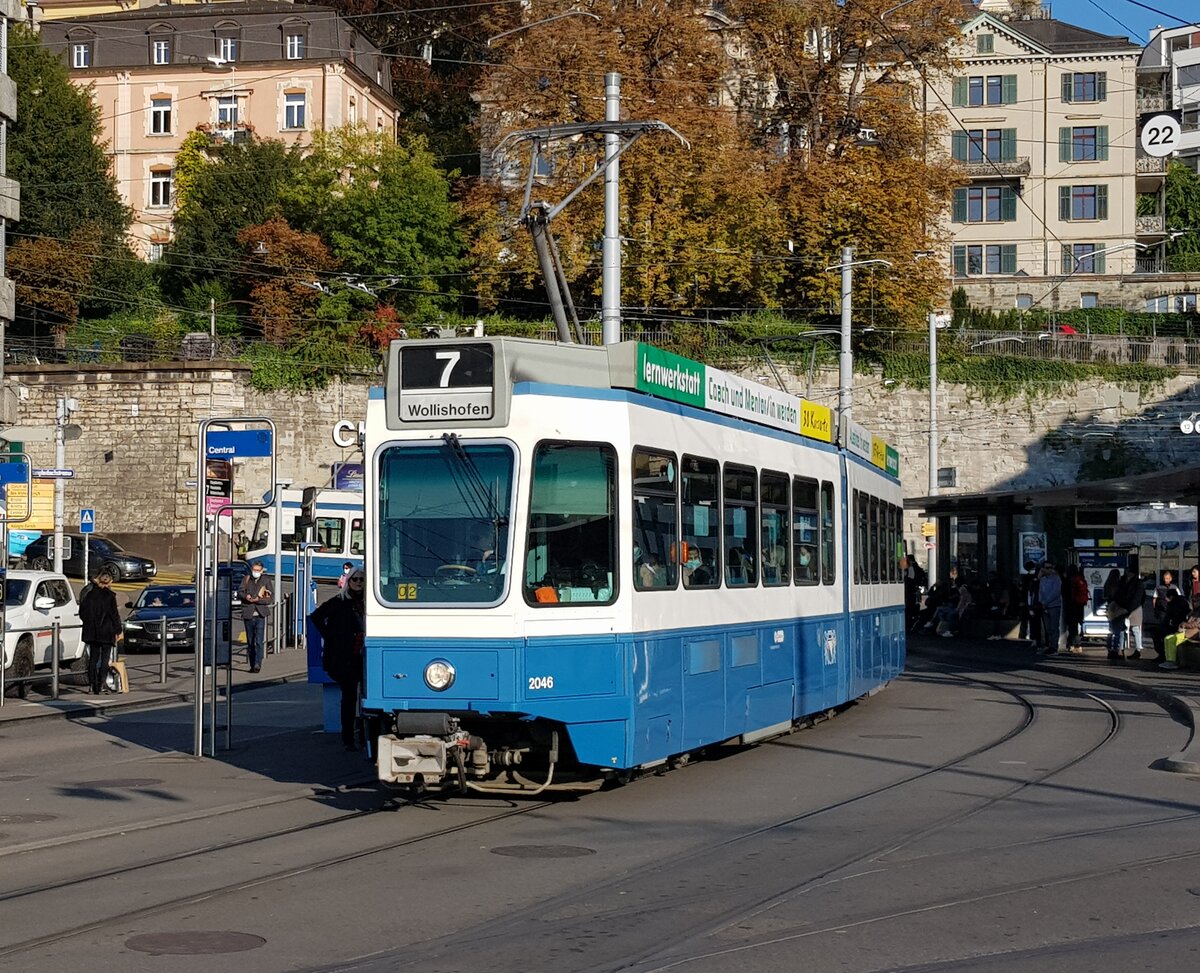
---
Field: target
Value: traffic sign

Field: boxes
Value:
[80,508,96,534]
[1139,112,1181,158]
[32,468,75,479]
[205,429,273,459]
[0,461,28,485]
[920,521,936,537]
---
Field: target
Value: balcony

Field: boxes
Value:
[1136,156,1167,174]
[1135,254,1163,274]
[1136,93,1165,114]
[1136,214,1165,235]
[958,157,1031,179]
[199,123,254,145]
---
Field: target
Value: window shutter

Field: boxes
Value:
[1097,126,1109,161]
[952,77,968,107]
[952,130,968,161]
[1059,127,1072,163]
[953,246,966,277]
[1003,75,1017,104]
[1059,186,1071,221]
[1095,250,1106,274]
[1000,245,1017,274]
[952,188,968,222]
[1061,73,1073,103]
[1001,186,1017,221]
[1097,185,1108,220]
[1096,72,1107,101]
[1001,129,1017,162]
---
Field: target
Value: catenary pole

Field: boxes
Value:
[838,246,854,422]
[602,73,622,346]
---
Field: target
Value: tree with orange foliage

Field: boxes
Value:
[236,218,338,344]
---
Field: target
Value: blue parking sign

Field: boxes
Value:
[80,508,96,534]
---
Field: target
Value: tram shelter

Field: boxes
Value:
[906,463,1200,585]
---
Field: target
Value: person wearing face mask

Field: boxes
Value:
[238,560,274,673]
[311,569,367,751]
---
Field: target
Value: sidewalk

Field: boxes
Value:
[0,647,310,724]
[910,631,1200,775]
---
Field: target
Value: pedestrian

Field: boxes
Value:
[1149,570,1183,661]
[336,561,354,590]
[1102,567,1127,660]
[1118,565,1147,661]
[235,529,248,561]
[1187,565,1200,617]
[1018,561,1040,644]
[1063,564,1089,654]
[238,560,274,673]
[79,570,121,695]
[1038,562,1064,655]
[310,568,367,751]
[901,555,923,632]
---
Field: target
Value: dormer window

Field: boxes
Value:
[283,20,308,60]
[148,25,174,65]
[67,30,97,69]
[215,23,241,63]
[976,34,994,54]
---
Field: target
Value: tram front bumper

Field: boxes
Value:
[377,735,449,784]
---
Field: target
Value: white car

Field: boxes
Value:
[3,570,85,693]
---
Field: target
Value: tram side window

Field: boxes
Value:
[524,442,617,606]
[682,455,720,589]
[250,509,270,551]
[869,496,880,583]
[854,491,867,584]
[633,448,679,591]
[349,518,365,556]
[793,476,818,585]
[724,464,757,587]
[761,471,790,586]
[888,504,899,582]
[315,517,345,553]
[820,480,836,585]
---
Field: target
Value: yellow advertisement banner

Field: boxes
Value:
[870,436,888,470]
[800,400,833,443]
[5,482,56,530]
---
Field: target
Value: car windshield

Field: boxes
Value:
[92,538,123,554]
[5,580,31,606]
[136,586,195,609]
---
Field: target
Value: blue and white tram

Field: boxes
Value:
[363,338,905,790]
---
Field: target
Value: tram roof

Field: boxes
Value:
[907,464,1200,517]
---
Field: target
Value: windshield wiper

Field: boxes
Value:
[441,433,508,527]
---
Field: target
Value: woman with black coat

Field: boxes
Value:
[79,571,122,695]
[310,568,366,750]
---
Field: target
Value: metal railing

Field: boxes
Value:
[0,622,69,705]
[873,329,1200,369]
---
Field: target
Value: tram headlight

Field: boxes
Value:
[424,659,456,691]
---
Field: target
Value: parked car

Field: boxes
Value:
[190,561,249,608]
[2,570,85,696]
[22,533,157,582]
[122,584,197,653]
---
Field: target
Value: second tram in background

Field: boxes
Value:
[361,338,905,792]
[244,487,364,582]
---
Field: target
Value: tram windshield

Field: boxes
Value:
[377,441,515,605]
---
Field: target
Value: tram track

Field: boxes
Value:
[320,662,1134,973]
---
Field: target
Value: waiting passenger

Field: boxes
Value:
[796,545,815,582]
[639,553,665,588]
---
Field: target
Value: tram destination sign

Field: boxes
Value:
[397,344,495,423]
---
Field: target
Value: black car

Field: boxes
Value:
[123,585,196,653]
[192,561,249,607]
[22,533,157,582]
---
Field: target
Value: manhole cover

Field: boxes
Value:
[0,775,34,782]
[73,778,164,788]
[859,734,922,740]
[125,931,266,955]
[0,813,56,825]
[490,845,596,859]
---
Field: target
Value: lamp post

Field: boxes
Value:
[824,251,892,424]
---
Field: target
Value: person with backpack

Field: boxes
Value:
[1064,564,1089,654]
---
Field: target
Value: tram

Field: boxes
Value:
[362,338,905,791]
[244,488,364,582]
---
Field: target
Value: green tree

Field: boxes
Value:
[6,23,130,244]
[1165,160,1200,273]
[281,128,463,317]
[159,136,304,300]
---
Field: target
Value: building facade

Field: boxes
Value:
[1139,25,1200,174]
[39,2,401,259]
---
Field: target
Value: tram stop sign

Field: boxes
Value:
[80,508,96,534]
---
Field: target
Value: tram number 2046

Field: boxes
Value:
[528,675,555,691]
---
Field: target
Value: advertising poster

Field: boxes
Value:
[4,482,56,530]
[332,462,364,492]
[1020,531,1047,566]
[205,458,233,520]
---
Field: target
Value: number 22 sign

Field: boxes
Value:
[1139,113,1180,158]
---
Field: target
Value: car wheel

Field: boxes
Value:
[10,638,35,699]
[103,562,123,583]
[30,555,49,571]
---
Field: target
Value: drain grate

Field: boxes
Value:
[490,845,596,859]
[125,931,266,955]
[73,778,164,788]
[0,813,56,825]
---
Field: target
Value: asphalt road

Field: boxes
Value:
[1,654,1198,972]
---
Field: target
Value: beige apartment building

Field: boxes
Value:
[39,2,401,259]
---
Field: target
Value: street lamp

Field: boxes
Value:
[824,249,893,424]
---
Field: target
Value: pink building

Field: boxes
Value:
[40,2,402,258]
